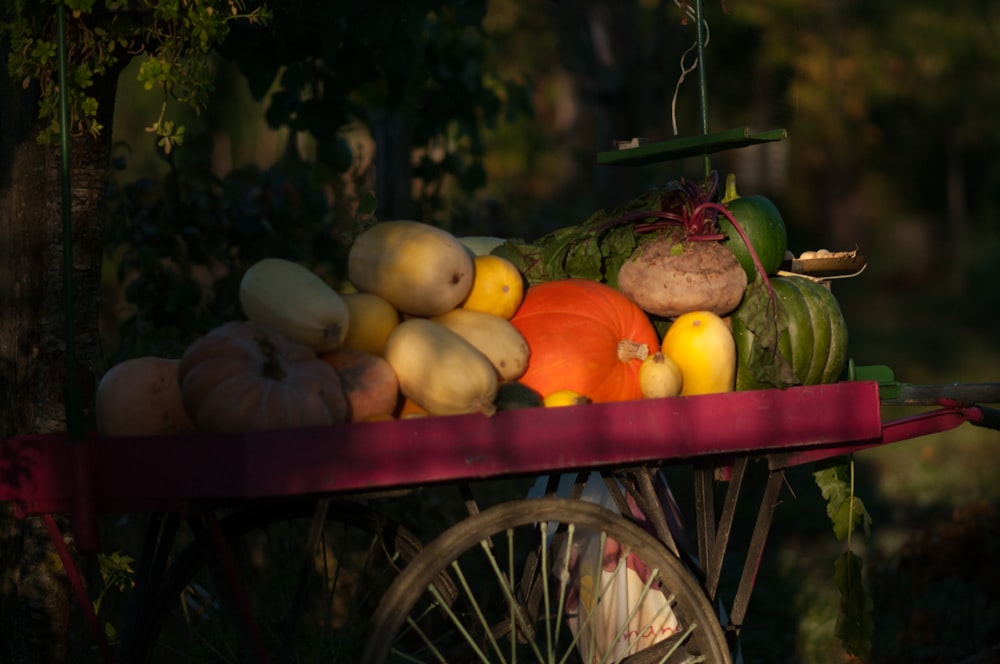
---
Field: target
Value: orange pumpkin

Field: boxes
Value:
[179,321,348,432]
[510,279,660,402]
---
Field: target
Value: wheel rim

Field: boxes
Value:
[363,498,731,664]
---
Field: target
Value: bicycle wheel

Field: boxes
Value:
[362,497,732,664]
[134,497,429,663]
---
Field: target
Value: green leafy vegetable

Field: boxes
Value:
[491,177,723,288]
[732,279,795,388]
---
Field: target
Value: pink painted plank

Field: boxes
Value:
[768,403,984,470]
[2,382,883,514]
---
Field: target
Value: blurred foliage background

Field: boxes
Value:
[96,0,1000,661]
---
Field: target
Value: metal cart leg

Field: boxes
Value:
[117,511,180,661]
[189,511,273,664]
[729,468,785,630]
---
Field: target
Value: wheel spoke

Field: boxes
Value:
[363,498,733,664]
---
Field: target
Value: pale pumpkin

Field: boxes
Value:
[382,318,498,416]
[179,321,348,432]
[239,257,350,353]
[431,308,530,382]
[348,221,474,316]
[96,357,195,436]
[510,279,659,403]
[660,311,736,396]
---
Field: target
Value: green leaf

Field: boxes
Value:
[834,550,873,657]
[733,278,797,388]
[814,464,872,541]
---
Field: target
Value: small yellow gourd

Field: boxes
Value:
[543,389,592,407]
[461,254,525,320]
[638,352,684,398]
[431,308,530,382]
[382,318,498,416]
[239,257,350,353]
[348,221,475,317]
[340,292,400,356]
[661,311,736,396]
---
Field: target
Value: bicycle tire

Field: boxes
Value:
[362,497,732,664]
[132,497,429,663]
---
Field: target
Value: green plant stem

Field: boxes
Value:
[847,456,855,550]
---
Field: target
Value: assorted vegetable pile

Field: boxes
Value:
[95,173,851,435]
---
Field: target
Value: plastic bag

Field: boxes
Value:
[527,472,688,661]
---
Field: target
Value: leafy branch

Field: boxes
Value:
[2,0,272,147]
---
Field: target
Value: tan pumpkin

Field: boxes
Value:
[179,321,348,432]
[96,357,195,436]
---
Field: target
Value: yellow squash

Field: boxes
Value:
[661,311,736,396]
[348,220,475,317]
[339,292,399,356]
[460,254,525,320]
[239,257,349,353]
[543,389,592,407]
[432,308,530,382]
[382,318,498,416]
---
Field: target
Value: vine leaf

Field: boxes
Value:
[814,465,872,541]
[731,278,797,388]
[815,462,874,657]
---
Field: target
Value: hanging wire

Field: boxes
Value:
[694,0,711,177]
[670,0,713,178]
[669,12,710,136]
[57,3,84,439]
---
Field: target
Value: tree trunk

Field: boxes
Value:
[373,108,417,221]
[1,52,119,662]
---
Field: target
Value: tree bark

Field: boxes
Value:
[1,49,119,662]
